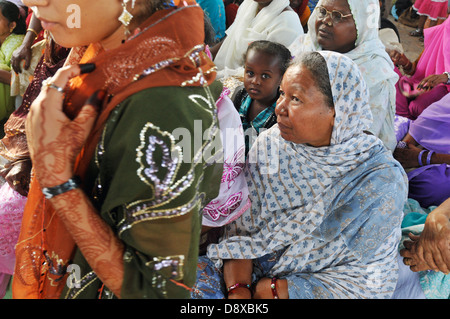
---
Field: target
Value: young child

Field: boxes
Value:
[232,40,292,155]
[410,0,449,39]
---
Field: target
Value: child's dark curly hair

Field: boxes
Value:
[244,40,293,76]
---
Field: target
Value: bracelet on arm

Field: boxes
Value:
[227,283,251,297]
[42,176,82,199]
[271,277,279,299]
[27,28,39,38]
[426,150,435,166]
[418,150,426,167]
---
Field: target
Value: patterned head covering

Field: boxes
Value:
[207,51,402,276]
[288,51,380,181]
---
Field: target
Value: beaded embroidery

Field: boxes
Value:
[146,255,185,297]
[64,271,100,299]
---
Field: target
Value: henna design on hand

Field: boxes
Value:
[51,188,125,297]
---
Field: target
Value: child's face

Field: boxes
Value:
[244,49,283,104]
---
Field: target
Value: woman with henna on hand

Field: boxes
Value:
[13,0,223,299]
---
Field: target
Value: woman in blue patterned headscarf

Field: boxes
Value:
[192,51,409,299]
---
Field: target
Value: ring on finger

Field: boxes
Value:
[403,258,412,266]
[43,77,65,94]
[13,180,20,186]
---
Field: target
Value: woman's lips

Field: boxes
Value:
[39,18,58,31]
[277,121,290,132]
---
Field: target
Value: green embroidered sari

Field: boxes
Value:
[62,83,223,299]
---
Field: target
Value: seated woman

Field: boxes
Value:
[289,0,399,152]
[192,51,408,299]
[14,0,223,299]
[394,93,450,209]
[211,0,302,80]
[0,1,26,137]
[390,17,449,121]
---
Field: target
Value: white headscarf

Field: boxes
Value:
[289,0,398,151]
[207,52,404,276]
[214,0,303,79]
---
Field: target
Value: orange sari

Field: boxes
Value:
[13,5,216,299]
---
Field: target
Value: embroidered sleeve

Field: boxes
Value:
[95,86,223,298]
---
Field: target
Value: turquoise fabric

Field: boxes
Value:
[401,198,450,299]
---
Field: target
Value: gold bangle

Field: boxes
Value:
[27,28,39,38]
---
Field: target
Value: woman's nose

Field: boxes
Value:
[275,98,287,116]
[322,12,334,26]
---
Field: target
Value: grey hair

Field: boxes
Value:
[291,51,334,108]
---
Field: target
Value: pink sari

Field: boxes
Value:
[396,18,450,120]
[0,182,27,297]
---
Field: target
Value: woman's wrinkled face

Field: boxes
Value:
[314,0,357,53]
[275,64,335,147]
[23,0,123,48]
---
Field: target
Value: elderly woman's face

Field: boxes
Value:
[275,64,335,147]
[23,0,123,48]
[314,0,357,53]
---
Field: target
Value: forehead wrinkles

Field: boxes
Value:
[282,66,313,94]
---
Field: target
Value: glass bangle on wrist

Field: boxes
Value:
[42,176,82,199]
[227,283,251,296]
[426,151,435,165]
[418,150,426,167]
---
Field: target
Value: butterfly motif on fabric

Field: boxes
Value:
[221,146,245,189]
[203,192,243,221]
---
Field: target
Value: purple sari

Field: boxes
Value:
[407,93,450,208]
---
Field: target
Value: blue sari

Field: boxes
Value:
[192,52,408,299]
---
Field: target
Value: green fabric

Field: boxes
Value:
[0,34,24,122]
[62,82,223,299]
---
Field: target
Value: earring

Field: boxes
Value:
[118,0,136,27]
